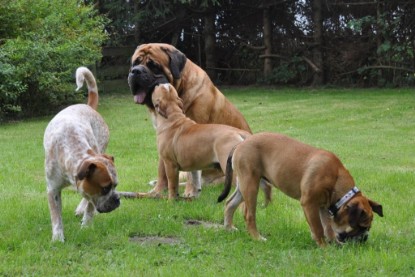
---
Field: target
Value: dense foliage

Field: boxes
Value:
[0,0,107,121]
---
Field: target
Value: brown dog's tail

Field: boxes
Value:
[217,145,238,203]
[76,67,99,110]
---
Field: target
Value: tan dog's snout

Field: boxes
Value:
[153,84,184,119]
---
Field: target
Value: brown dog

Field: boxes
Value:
[218,132,383,247]
[127,43,251,197]
[149,83,258,199]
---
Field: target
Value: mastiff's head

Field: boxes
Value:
[128,43,187,108]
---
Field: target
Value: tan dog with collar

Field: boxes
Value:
[44,67,120,242]
[218,132,383,247]
[149,83,264,200]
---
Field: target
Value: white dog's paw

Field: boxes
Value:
[225,225,238,231]
[52,232,65,242]
[183,189,201,199]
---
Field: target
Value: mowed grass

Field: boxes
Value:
[0,87,414,276]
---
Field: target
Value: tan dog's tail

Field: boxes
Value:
[217,145,238,203]
[76,67,99,110]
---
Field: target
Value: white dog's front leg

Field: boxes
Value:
[47,189,64,242]
[183,170,202,198]
[81,201,96,227]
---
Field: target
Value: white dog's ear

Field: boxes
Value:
[77,160,97,180]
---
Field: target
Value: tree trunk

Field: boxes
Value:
[263,8,272,78]
[312,0,324,86]
[204,12,217,81]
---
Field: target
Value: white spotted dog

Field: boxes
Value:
[43,67,120,242]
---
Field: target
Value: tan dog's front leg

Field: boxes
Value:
[301,200,326,247]
[163,160,180,200]
[148,159,169,197]
[319,208,336,243]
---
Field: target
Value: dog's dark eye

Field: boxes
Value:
[132,58,142,66]
[147,60,162,74]
[102,186,112,195]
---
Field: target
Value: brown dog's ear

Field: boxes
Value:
[77,160,97,181]
[163,48,186,79]
[368,199,383,217]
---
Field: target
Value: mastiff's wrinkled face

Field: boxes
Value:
[128,43,187,109]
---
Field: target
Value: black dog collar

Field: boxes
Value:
[328,187,360,216]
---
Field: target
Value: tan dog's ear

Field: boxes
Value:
[163,47,186,79]
[155,101,168,119]
[368,199,383,217]
[177,97,184,111]
[77,160,97,181]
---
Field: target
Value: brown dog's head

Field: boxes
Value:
[331,194,383,244]
[76,150,120,213]
[128,43,187,109]
[152,84,184,119]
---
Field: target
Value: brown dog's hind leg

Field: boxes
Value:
[224,183,243,230]
[239,175,266,241]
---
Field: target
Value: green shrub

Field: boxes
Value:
[0,0,108,121]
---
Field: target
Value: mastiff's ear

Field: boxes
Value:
[163,47,186,80]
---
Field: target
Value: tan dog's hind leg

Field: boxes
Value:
[259,179,272,207]
[224,183,243,230]
[239,174,266,241]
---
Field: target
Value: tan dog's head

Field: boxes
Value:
[128,43,187,108]
[76,150,120,213]
[331,194,383,243]
[152,83,184,119]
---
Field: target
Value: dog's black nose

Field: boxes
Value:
[130,66,144,76]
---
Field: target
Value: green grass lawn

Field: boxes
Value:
[0,87,414,276]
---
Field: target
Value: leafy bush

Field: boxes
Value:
[0,0,107,121]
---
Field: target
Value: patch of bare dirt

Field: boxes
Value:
[184,219,223,229]
[129,235,182,245]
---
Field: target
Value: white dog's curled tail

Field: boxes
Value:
[75,66,99,110]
